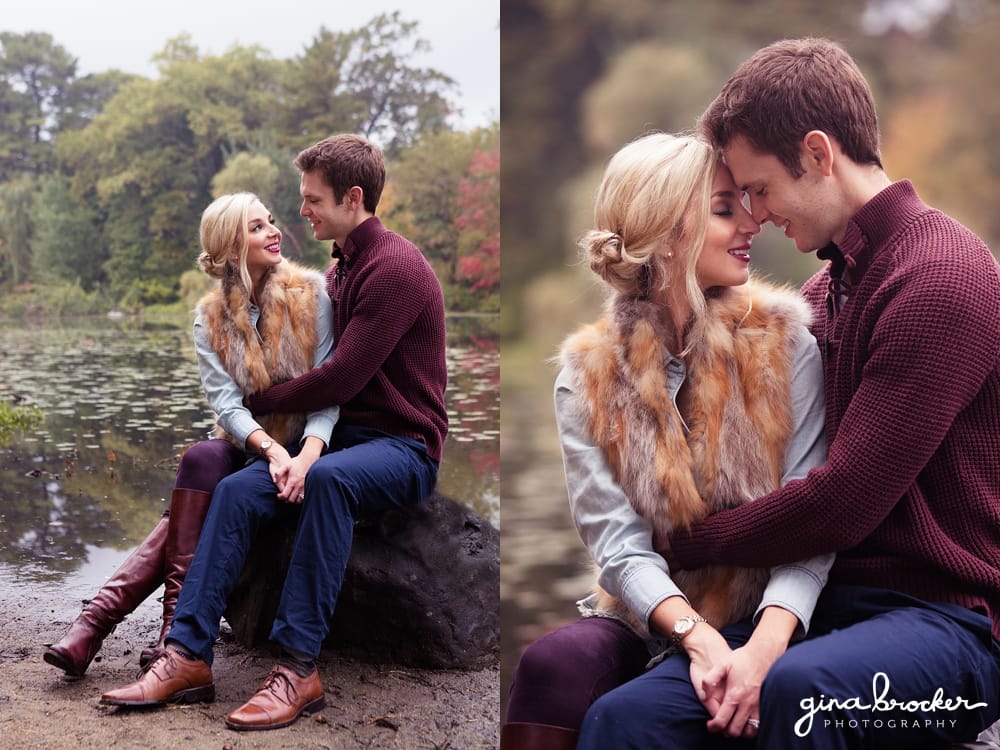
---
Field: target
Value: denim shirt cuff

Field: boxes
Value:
[618,564,686,636]
[755,562,828,637]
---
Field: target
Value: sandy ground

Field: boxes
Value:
[0,586,499,749]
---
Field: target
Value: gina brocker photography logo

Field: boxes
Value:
[794,672,988,737]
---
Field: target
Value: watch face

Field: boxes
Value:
[675,618,693,635]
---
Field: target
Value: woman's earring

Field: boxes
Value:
[666,251,674,259]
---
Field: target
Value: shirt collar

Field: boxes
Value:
[331,215,385,265]
[837,180,926,281]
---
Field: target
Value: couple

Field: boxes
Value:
[504,38,1000,749]
[44,133,448,731]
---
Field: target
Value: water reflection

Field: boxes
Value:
[0,315,499,590]
[499,370,593,719]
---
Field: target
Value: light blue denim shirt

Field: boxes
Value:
[193,286,338,449]
[556,323,832,639]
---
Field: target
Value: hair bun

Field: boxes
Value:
[198,250,228,279]
[581,229,625,278]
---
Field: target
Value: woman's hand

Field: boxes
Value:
[648,597,733,719]
[702,606,798,739]
[682,624,736,718]
[264,443,294,493]
[274,437,325,504]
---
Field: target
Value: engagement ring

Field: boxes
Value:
[747,718,760,729]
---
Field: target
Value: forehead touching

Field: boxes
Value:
[721,135,787,191]
[712,163,739,195]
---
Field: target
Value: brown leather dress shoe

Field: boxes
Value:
[226,664,325,731]
[100,647,214,707]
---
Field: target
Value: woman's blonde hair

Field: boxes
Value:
[579,132,720,345]
[198,192,263,293]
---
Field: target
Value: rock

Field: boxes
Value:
[224,491,499,670]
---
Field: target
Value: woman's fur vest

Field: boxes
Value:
[559,278,812,633]
[197,260,325,448]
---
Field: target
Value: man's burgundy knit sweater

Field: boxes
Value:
[671,181,1000,639]
[248,217,448,461]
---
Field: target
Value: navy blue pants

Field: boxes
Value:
[578,586,1000,749]
[168,425,438,664]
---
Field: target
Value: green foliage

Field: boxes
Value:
[0,15,495,314]
[0,31,76,177]
[385,124,499,310]
[178,268,213,307]
[0,401,43,447]
[32,173,106,290]
[0,280,104,317]
[0,173,36,285]
[275,12,455,158]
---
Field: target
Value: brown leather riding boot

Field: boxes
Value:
[500,722,579,750]
[140,488,213,666]
[44,515,169,677]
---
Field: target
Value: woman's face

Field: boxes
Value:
[243,201,283,276]
[695,163,760,291]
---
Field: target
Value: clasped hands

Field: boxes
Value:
[686,627,773,739]
[262,444,308,503]
[263,436,326,504]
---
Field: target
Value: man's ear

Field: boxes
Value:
[347,185,364,210]
[802,130,835,177]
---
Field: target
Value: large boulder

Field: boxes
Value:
[224,491,499,670]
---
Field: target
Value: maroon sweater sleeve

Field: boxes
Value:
[670,254,1000,569]
[249,248,432,415]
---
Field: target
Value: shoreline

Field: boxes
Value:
[0,583,499,749]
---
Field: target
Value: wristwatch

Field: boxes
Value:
[671,615,707,648]
[258,439,273,457]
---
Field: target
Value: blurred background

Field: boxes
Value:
[499,0,1000,718]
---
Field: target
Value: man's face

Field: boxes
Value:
[299,170,353,246]
[722,135,837,254]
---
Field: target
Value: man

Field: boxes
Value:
[578,38,1000,749]
[100,133,448,731]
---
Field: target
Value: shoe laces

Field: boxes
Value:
[258,668,297,705]
[136,648,175,680]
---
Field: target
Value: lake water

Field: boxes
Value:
[0,314,498,603]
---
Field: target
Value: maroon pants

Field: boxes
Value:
[504,616,649,730]
[172,438,245,499]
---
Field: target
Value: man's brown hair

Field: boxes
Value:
[294,133,386,213]
[699,38,883,178]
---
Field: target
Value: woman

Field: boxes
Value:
[44,192,337,676]
[502,133,831,749]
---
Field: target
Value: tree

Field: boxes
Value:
[276,13,456,156]
[59,70,137,133]
[455,137,500,299]
[0,173,36,285]
[0,32,77,177]
[386,125,498,310]
[32,173,105,290]
[56,39,285,301]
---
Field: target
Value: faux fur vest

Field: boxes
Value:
[197,260,324,448]
[559,279,811,631]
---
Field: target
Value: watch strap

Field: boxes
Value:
[671,614,707,648]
